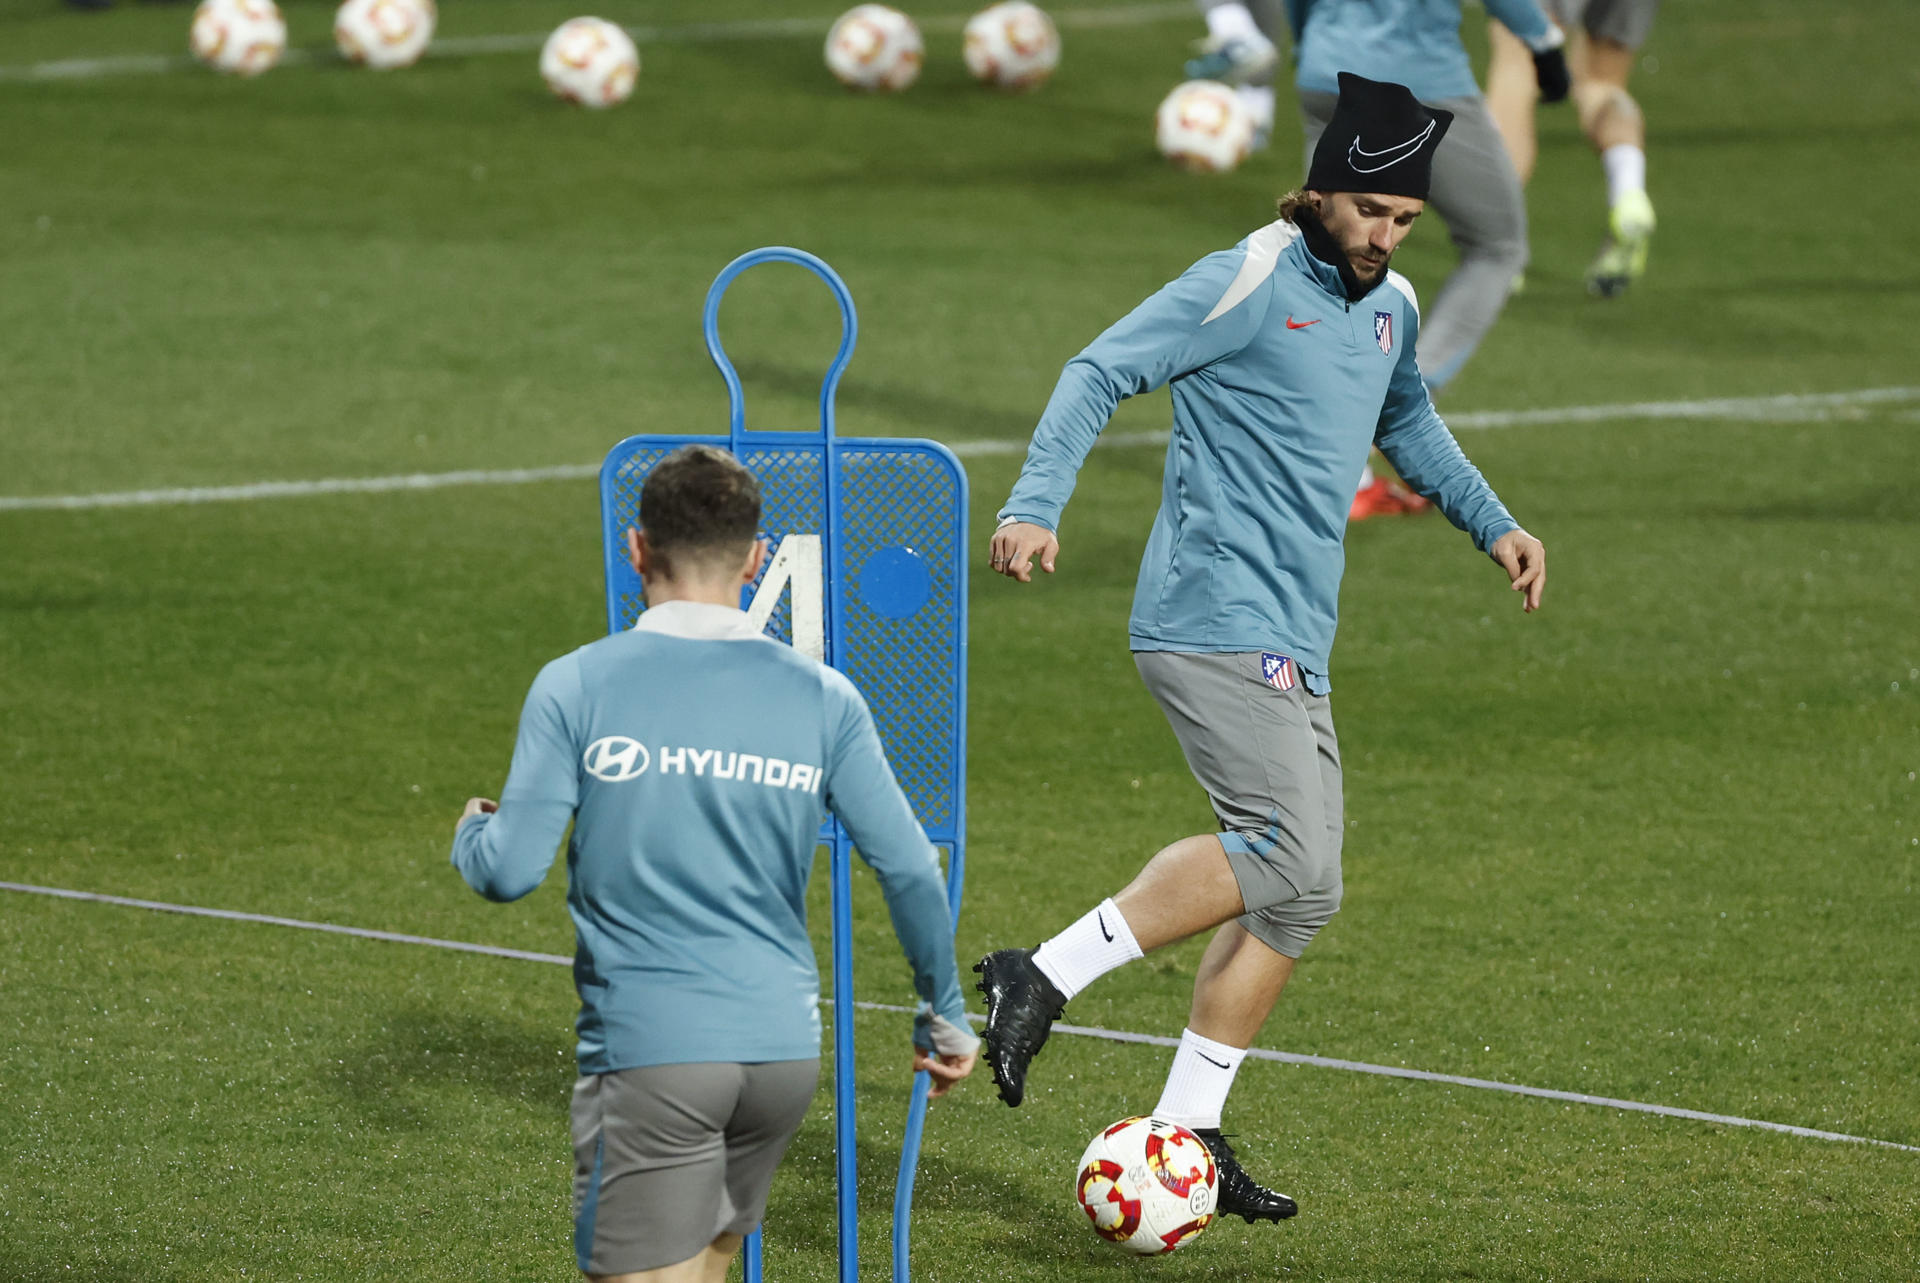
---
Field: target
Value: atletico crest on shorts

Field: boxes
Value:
[1259,652,1297,691]
[1374,311,1393,355]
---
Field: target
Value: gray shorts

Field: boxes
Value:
[1135,651,1343,959]
[571,1059,820,1275]
[1542,0,1660,50]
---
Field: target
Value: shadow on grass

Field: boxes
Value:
[0,1246,168,1283]
[320,1003,574,1130]
[1720,484,1920,523]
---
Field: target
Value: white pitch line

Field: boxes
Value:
[0,463,602,513]
[5,880,1916,1156]
[1,880,572,966]
[0,4,1193,84]
[1445,384,1920,430]
[3,385,1915,515]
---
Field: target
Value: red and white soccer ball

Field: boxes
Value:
[1154,80,1256,174]
[1074,1116,1218,1256]
[963,2,1060,91]
[189,0,287,78]
[540,17,640,109]
[334,0,436,70]
[825,5,923,92]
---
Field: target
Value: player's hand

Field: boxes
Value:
[458,797,498,834]
[913,1045,977,1099]
[1490,529,1546,613]
[989,520,1059,582]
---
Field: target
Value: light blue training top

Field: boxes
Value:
[1287,0,1555,102]
[451,600,977,1074]
[999,219,1520,693]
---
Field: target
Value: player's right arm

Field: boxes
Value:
[994,244,1275,578]
[820,668,978,1094]
[450,655,582,902]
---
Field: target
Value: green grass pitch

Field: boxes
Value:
[2,1,1917,1279]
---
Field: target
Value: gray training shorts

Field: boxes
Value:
[1541,0,1660,50]
[1135,651,1344,959]
[571,1059,820,1276]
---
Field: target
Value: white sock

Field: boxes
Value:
[1153,1028,1247,1131]
[1032,899,1142,1000]
[1202,1,1259,44]
[1355,461,1376,494]
[1235,85,1275,132]
[1602,144,1647,206]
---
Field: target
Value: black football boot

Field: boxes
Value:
[973,947,1067,1107]
[1192,1128,1299,1222]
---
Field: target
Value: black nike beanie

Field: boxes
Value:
[1306,72,1454,200]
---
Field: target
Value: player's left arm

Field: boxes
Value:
[820,671,978,1093]
[450,655,583,901]
[1373,304,1545,612]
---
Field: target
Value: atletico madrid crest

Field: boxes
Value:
[1259,652,1297,691]
[1374,310,1393,355]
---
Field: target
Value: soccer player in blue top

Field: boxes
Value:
[452,445,978,1282]
[976,74,1546,1223]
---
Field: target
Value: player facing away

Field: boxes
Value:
[451,446,977,1283]
[977,74,1545,1222]
[1485,0,1659,296]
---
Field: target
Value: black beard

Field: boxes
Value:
[1293,207,1379,303]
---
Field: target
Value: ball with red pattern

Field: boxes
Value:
[540,17,640,109]
[334,0,437,71]
[1154,80,1256,174]
[824,5,923,92]
[1073,1115,1218,1255]
[190,0,287,78]
[963,2,1060,92]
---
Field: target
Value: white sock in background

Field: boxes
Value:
[1032,898,1143,1000]
[1152,1027,1248,1130]
[1235,84,1276,133]
[1355,460,1376,493]
[1602,143,1647,207]
[1202,2,1260,44]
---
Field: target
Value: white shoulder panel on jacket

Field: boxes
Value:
[1383,269,1420,319]
[1202,219,1300,325]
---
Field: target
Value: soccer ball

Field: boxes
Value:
[334,0,436,70]
[1155,80,1255,174]
[825,5,923,92]
[963,2,1060,91]
[540,17,640,109]
[1074,1116,1218,1255]
[189,0,287,78]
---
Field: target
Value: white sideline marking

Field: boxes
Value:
[0,463,602,512]
[0,880,571,967]
[5,879,1916,1155]
[0,4,1193,84]
[3,386,1915,515]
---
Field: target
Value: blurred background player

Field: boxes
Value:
[451,446,977,1283]
[1486,1,1660,296]
[1187,0,1571,519]
[977,75,1546,1224]
[1185,0,1283,147]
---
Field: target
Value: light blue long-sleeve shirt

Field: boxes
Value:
[999,219,1520,693]
[1288,0,1555,101]
[451,601,976,1074]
